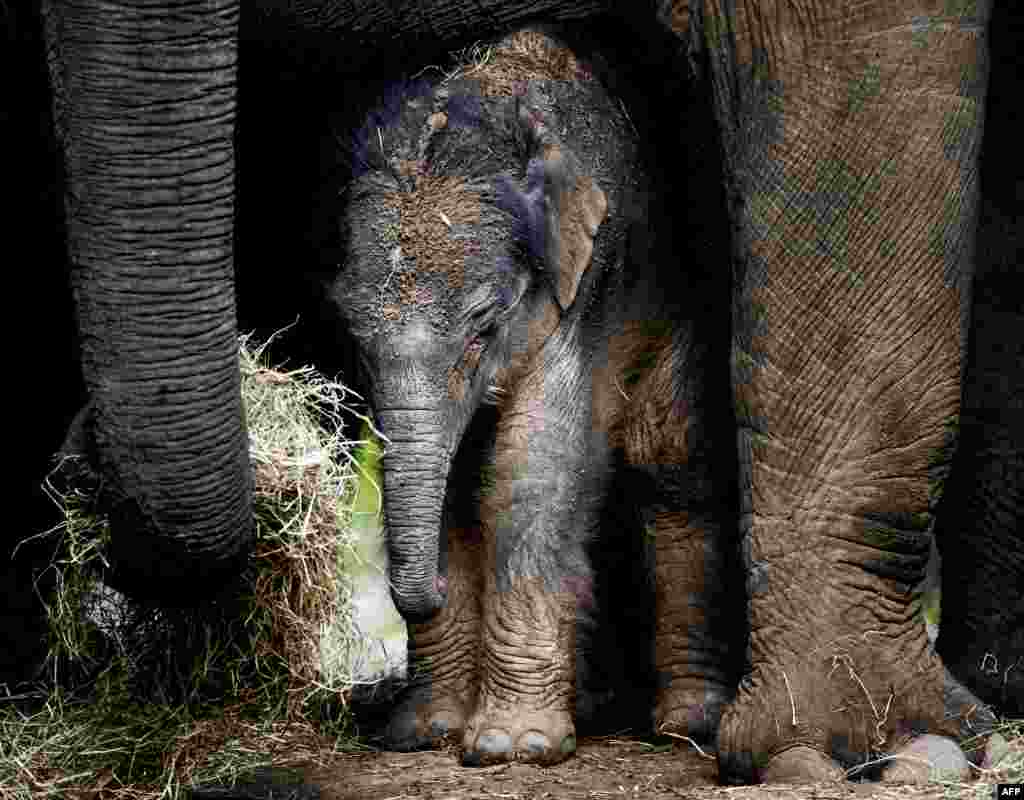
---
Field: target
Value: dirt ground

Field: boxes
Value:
[307,737,717,800]
[191,736,1001,800]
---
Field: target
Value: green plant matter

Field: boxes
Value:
[2,332,381,799]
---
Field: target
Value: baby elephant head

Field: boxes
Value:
[332,80,608,622]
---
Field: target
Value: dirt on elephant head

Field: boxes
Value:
[382,175,482,291]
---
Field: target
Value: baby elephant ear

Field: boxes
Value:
[517,95,608,311]
[540,146,608,311]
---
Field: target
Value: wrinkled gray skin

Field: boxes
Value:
[329,26,736,766]
[334,45,644,624]
[37,0,1022,786]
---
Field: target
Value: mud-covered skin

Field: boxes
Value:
[332,26,739,766]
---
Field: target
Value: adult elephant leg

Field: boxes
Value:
[696,1,997,784]
[42,1,252,601]
[385,523,483,750]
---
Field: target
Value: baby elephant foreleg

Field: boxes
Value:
[462,377,607,766]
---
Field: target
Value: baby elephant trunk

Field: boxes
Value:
[377,409,452,623]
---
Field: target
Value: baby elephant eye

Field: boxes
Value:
[468,319,498,352]
[479,317,503,341]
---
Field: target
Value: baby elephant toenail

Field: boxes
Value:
[560,734,577,755]
[477,729,513,754]
[520,731,552,754]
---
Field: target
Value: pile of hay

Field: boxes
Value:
[0,331,384,799]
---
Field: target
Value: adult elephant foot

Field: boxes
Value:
[728,732,978,785]
[461,578,578,767]
[717,637,997,785]
[879,734,972,783]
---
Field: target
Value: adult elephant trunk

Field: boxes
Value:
[42,1,253,602]
[376,409,452,624]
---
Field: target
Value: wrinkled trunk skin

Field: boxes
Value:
[43,0,253,602]
[376,409,453,623]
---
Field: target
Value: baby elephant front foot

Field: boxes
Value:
[462,706,577,766]
[384,689,472,751]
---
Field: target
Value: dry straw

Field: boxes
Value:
[1,330,385,799]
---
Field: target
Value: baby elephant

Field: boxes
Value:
[331,26,737,765]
